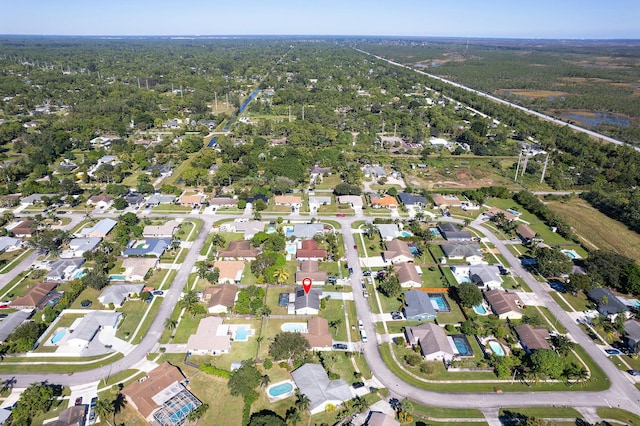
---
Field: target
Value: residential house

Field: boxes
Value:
[121,258,158,282]
[208,197,237,209]
[218,240,259,260]
[403,290,437,321]
[46,258,85,281]
[79,218,117,238]
[67,311,122,352]
[98,284,145,308]
[484,289,523,320]
[124,193,146,207]
[430,194,461,208]
[274,195,302,208]
[308,196,331,213]
[296,240,327,261]
[294,286,321,315]
[11,282,58,309]
[147,164,173,177]
[219,220,265,240]
[90,136,112,148]
[309,164,332,177]
[469,264,503,290]
[123,238,172,258]
[292,223,324,239]
[0,309,33,344]
[122,362,202,425]
[202,283,239,313]
[0,194,21,207]
[395,263,422,288]
[383,240,414,264]
[211,261,245,285]
[484,207,518,222]
[48,405,86,426]
[337,195,363,209]
[146,194,177,207]
[366,412,400,426]
[87,195,114,209]
[370,194,398,210]
[514,324,551,352]
[624,320,640,352]
[295,260,327,285]
[61,237,101,258]
[0,236,22,252]
[517,224,538,245]
[10,220,35,237]
[588,288,629,318]
[20,193,56,206]
[304,317,333,350]
[437,223,472,241]
[178,193,206,208]
[377,224,400,241]
[363,165,387,178]
[143,220,179,238]
[440,243,483,264]
[404,322,455,361]
[186,316,231,355]
[398,192,427,208]
[291,364,352,414]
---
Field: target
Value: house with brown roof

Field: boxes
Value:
[484,289,523,320]
[212,260,245,284]
[10,282,58,309]
[122,362,201,425]
[295,260,327,285]
[208,197,237,208]
[274,195,302,207]
[203,283,239,313]
[430,194,462,208]
[143,220,179,238]
[122,257,158,282]
[186,316,231,355]
[87,194,114,209]
[218,240,259,260]
[296,240,327,261]
[370,194,398,210]
[383,240,414,264]
[49,404,86,426]
[178,193,206,207]
[304,317,333,350]
[366,411,400,426]
[395,262,422,288]
[517,224,538,245]
[514,324,550,352]
[484,207,518,222]
[10,220,35,237]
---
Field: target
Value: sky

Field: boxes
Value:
[3,0,639,39]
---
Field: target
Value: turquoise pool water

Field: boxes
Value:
[561,249,579,259]
[267,226,276,233]
[400,230,412,237]
[452,335,472,356]
[268,382,293,398]
[489,340,505,356]
[286,244,296,254]
[506,209,521,216]
[235,326,248,341]
[429,228,440,236]
[429,294,450,312]
[73,270,86,279]
[51,329,66,344]
[473,304,488,315]
[459,276,472,284]
[281,323,306,333]
[109,275,127,281]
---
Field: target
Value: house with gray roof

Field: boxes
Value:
[514,324,550,353]
[441,243,483,264]
[98,284,145,308]
[469,264,503,290]
[366,412,400,426]
[337,195,363,208]
[46,258,85,282]
[588,288,629,318]
[292,223,324,240]
[20,193,56,206]
[308,196,332,213]
[398,192,427,207]
[123,238,172,258]
[294,286,322,315]
[624,320,640,352]
[79,218,117,238]
[291,364,352,414]
[61,237,101,258]
[230,220,265,239]
[146,194,177,207]
[0,309,33,344]
[0,236,22,252]
[363,165,387,178]
[377,224,400,241]
[437,223,472,241]
[404,322,455,361]
[124,193,146,207]
[67,311,122,352]
[403,290,436,321]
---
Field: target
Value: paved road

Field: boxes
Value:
[3,211,640,416]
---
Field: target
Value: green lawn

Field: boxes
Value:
[598,407,640,425]
[320,299,349,341]
[172,312,206,344]
[116,298,161,342]
[265,285,293,315]
[499,407,581,419]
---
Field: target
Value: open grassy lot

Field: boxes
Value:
[598,407,640,425]
[548,198,640,262]
[265,285,293,315]
[116,298,161,342]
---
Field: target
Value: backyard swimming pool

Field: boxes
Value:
[281,323,306,333]
[506,209,521,216]
[428,294,450,312]
[473,304,488,315]
[400,230,412,237]
[429,228,440,236]
[109,275,126,281]
[561,249,581,260]
[235,326,249,341]
[50,329,66,345]
[451,335,473,356]
[488,340,505,357]
[267,381,295,401]
[73,270,86,279]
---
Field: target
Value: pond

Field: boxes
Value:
[563,112,630,128]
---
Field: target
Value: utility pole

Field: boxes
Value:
[302,106,304,121]
[514,152,522,181]
[214,92,218,110]
[540,152,550,184]
[521,153,529,177]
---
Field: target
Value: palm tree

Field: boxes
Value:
[273,266,290,285]
[94,398,114,424]
[112,391,127,423]
[179,291,202,317]
[195,261,209,279]
[294,390,310,412]
[164,318,178,331]
[285,407,301,426]
[328,318,343,332]
[259,374,271,388]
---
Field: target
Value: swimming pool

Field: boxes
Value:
[458,276,472,284]
[235,326,248,341]
[473,304,488,315]
[428,294,450,312]
[561,249,581,260]
[429,228,440,236]
[267,381,295,400]
[278,293,289,307]
[73,270,86,279]
[46,297,61,307]
[451,335,473,356]
[400,230,413,237]
[506,208,521,216]
[267,226,276,233]
[281,323,306,333]
[109,275,126,281]
[286,244,296,254]
[50,329,66,345]
[489,340,505,357]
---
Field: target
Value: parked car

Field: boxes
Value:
[348,267,354,274]
[336,213,346,217]
[75,397,83,406]
[145,295,153,303]
[628,370,640,376]
[363,270,371,277]
[90,397,97,407]
[332,343,348,350]
[391,311,403,320]
[352,382,365,389]
[152,290,164,296]
[327,276,338,284]
[605,349,621,355]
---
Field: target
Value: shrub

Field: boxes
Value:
[200,363,232,379]
[263,358,273,370]
[328,372,340,380]
[404,353,422,367]
[419,362,433,374]
[394,336,405,346]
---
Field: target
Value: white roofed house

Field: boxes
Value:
[187,316,231,355]
[61,237,101,258]
[337,195,363,209]
[291,223,324,240]
[377,224,400,241]
[79,218,117,238]
[142,220,179,238]
[121,257,158,282]
[46,258,85,282]
[0,236,22,253]
[67,311,122,353]
[291,364,352,414]
[308,196,331,213]
[98,284,145,308]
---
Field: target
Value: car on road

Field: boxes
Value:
[152,290,164,296]
[605,349,621,355]
[363,291,369,298]
[354,244,357,249]
[358,320,364,330]
[75,397,83,406]
[332,343,348,350]
[360,278,366,288]
[348,267,353,274]
[336,213,346,217]
[352,382,365,389]
[628,370,640,376]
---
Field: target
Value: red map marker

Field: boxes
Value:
[302,278,313,294]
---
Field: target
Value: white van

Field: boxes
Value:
[360,329,368,343]
[358,320,364,330]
